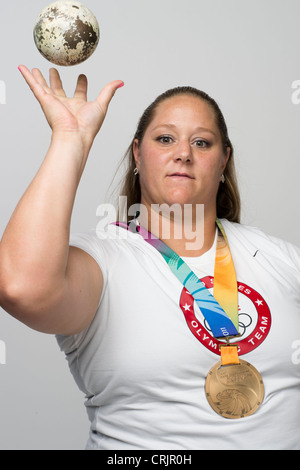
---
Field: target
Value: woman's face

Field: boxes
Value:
[133,95,230,216]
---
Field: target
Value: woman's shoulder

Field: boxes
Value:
[221,218,300,272]
[69,222,146,263]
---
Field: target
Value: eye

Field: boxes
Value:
[194,139,209,148]
[157,135,173,144]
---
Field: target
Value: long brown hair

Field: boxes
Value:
[117,86,241,222]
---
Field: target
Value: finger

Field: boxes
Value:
[49,68,66,97]
[31,67,52,94]
[95,80,124,113]
[18,65,49,102]
[73,74,88,100]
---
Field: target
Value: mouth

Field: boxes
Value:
[168,173,195,179]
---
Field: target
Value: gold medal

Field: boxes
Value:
[205,349,264,419]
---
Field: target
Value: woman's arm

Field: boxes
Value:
[0,66,123,335]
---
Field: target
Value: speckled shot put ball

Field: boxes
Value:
[33,1,100,66]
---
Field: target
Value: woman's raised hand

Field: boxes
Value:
[18,65,124,153]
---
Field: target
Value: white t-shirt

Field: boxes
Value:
[56,219,300,450]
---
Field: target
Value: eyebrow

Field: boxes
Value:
[151,123,217,137]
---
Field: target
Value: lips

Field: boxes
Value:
[168,173,194,179]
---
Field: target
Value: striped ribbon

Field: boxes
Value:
[114,218,239,339]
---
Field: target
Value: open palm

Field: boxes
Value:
[18,65,124,150]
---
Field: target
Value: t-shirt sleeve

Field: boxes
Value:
[69,229,108,277]
[283,241,300,273]
[56,229,108,355]
[268,235,300,275]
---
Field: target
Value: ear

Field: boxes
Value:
[222,146,231,172]
[133,139,141,171]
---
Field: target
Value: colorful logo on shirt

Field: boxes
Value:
[179,276,271,356]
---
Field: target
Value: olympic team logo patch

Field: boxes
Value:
[179,276,271,356]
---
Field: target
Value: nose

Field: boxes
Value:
[174,140,192,163]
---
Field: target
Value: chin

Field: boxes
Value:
[164,194,199,208]
[163,188,192,203]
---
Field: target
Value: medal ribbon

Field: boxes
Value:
[114,218,239,340]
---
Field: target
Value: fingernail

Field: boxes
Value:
[117,82,124,89]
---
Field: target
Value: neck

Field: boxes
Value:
[137,202,217,257]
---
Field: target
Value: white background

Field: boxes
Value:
[0,0,299,449]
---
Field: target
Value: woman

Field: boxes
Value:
[0,66,299,450]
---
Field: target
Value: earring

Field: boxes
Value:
[221,174,225,183]
[133,167,139,176]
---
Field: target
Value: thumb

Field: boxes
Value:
[96,80,124,114]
